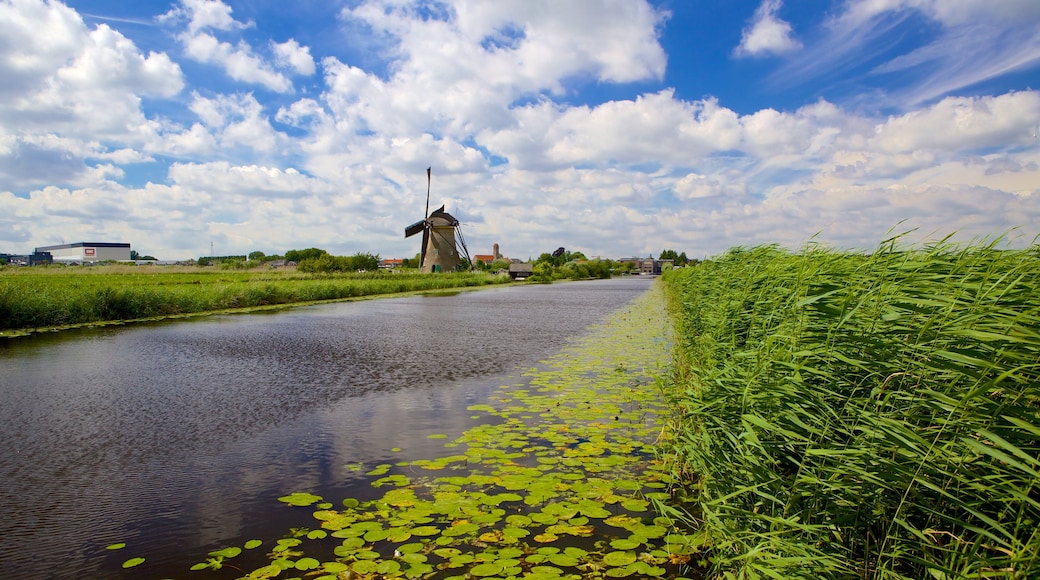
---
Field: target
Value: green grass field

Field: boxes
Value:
[659,238,1040,579]
[0,265,511,335]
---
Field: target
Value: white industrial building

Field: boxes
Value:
[35,242,132,262]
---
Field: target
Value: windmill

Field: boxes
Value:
[404,167,473,272]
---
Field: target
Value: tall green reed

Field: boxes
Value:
[658,238,1040,579]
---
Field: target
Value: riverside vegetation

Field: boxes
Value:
[0,266,510,335]
[658,237,1040,579]
[14,236,1039,579]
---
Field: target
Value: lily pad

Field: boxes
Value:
[278,492,323,507]
[121,557,145,568]
[603,551,638,566]
[470,562,504,576]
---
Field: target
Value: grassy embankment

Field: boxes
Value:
[0,265,511,335]
[657,239,1040,579]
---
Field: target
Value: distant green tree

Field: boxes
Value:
[401,253,422,269]
[297,252,380,273]
[285,248,328,262]
[349,252,380,271]
[659,249,691,265]
[248,251,266,261]
[530,262,554,281]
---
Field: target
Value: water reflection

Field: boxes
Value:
[0,278,652,578]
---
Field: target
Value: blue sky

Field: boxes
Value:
[2,0,1039,261]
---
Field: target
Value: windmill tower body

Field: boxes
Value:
[403,168,472,273]
[421,208,460,273]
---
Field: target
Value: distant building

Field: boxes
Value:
[1,251,52,266]
[380,258,404,269]
[619,257,673,275]
[509,263,533,280]
[473,254,495,264]
[35,242,131,262]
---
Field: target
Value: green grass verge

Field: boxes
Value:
[0,266,511,335]
[657,238,1040,579]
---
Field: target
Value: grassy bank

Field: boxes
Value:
[658,239,1040,579]
[0,266,511,335]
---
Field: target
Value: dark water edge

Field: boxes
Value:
[0,277,655,579]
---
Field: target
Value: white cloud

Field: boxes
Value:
[272,39,316,76]
[188,92,286,154]
[161,0,304,93]
[181,32,293,93]
[3,0,1039,262]
[335,0,668,137]
[158,0,252,34]
[0,0,183,191]
[870,91,1040,154]
[734,0,802,57]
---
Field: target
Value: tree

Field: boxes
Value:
[248,251,266,261]
[297,252,380,273]
[285,248,328,262]
[659,249,690,265]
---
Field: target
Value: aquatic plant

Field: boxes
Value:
[658,237,1040,579]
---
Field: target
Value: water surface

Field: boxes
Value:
[0,277,653,578]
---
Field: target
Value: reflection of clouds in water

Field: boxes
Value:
[0,277,652,579]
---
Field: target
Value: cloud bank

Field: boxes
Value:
[1,0,1038,261]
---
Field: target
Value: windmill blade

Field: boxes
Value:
[420,226,429,270]
[425,166,431,220]
[405,219,425,238]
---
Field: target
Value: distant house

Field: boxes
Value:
[509,263,533,280]
[473,254,495,264]
[35,242,131,262]
[618,257,672,275]
[380,258,404,269]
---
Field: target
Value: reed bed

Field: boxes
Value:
[658,238,1040,579]
[0,267,510,332]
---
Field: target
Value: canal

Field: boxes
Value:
[0,277,655,578]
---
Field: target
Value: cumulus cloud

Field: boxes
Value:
[181,32,293,93]
[161,0,303,93]
[734,0,802,57]
[0,0,183,192]
[188,92,286,154]
[157,0,252,34]
[335,0,668,137]
[272,39,316,76]
[2,0,1039,261]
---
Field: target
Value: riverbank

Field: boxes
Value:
[0,266,512,337]
[102,280,706,579]
[658,241,1040,579]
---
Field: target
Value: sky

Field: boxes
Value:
[2,0,1040,261]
